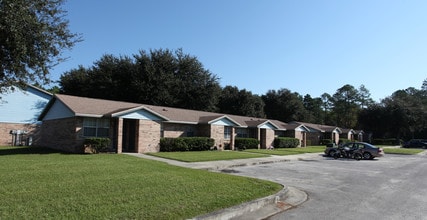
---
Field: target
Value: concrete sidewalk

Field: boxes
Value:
[124,152,322,171]
[124,152,321,219]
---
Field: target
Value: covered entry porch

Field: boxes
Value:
[111,107,167,153]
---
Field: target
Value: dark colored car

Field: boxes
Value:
[325,142,384,160]
[403,139,427,149]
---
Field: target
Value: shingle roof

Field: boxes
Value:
[55,94,141,116]
[291,121,340,132]
[41,94,290,130]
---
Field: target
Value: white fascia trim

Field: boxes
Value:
[111,106,170,121]
[163,120,198,125]
[208,115,242,127]
[75,113,104,118]
[257,120,280,129]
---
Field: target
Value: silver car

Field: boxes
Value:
[325,142,384,160]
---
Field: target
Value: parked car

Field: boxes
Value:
[325,142,384,160]
[402,139,427,149]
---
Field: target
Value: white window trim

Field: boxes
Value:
[83,118,110,137]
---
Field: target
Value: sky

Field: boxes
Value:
[51,0,427,102]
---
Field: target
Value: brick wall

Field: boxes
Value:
[287,130,304,147]
[210,125,228,149]
[40,117,83,152]
[163,123,198,138]
[265,129,275,149]
[0,123,41,146]
[137,120,161,153]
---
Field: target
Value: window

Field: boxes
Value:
[186,131,194,137]
[83,118,110,137]
[236,128,248,138]
[224,126,232,140]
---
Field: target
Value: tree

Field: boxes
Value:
[360,83,427,140]
[262,89,308,122]
[382,88,427,139]
[358,84,375,108]
[331,84,360,128]
[422,78,427,91]
[302,94,323,124]
[60,49,221,112]
[218,86,265,118]
[0,0,81,93]
[320,93,333,125]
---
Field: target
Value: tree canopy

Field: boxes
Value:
[218,86,265,118]
[56,45,426,141]
[262,89,308,122]
[359,82,427,140]
[60,49,221,112]
[0,0,81,93]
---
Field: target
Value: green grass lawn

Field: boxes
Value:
[0,146,282,219]
[147,150,269,162]
[245,146,326,156]
[383,147,424,155]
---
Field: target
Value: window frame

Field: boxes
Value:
[224,126,232,140]
[236,128,248,138]
[83,118,110,138]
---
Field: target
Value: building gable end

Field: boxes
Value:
[259,122,276,130]
[114,109,164,121]
[42,100,74,120]
[210,117,238,126]
[0,86,52,123]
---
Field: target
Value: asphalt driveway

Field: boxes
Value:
[230,153,427,220]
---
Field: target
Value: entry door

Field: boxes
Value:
[260,129,266,149]
[122,119,137,152]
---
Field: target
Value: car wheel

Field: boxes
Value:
[363,152,372,160]
[354,153,362,161]
[333,152,340,159]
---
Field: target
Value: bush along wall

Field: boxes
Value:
[320,139,333,145]
[159,137,214,152]
[83,137,111,153]
[372,138,402,145]
[274,137,300,148]
[338,139,351,145]
[234,138,260,150]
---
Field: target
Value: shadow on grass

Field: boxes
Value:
[0,146,70,156]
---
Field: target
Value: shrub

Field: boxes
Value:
[372,138,402,145]
[338,139,351,145]
[160,138,187,152]
[320,139,333,145]
[274,137,300,148]
[181,137,215,151]
[234,138,260,150]
[159,137,214,152]
[83,137,111,153]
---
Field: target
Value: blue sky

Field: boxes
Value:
[52,0,427,102]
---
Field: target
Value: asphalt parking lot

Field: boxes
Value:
[230,153,427,220]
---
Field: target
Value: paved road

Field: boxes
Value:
[230,153,427,220]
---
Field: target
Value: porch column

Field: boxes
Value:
[230,127,235,151]
[304,132,307,147]
[117,118,123,153]
[257,128,261,149]
[331,133,336,144]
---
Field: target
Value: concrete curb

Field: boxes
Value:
[191,186,308,220]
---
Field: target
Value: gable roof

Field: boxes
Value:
[340,128,355,134]
[26,84,53,98]
[38,94,286,130]
[39,94,142,119]
[291,121,342,133]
